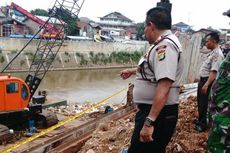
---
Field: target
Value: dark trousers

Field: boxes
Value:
[197,77,213,127]
[128,104,178,153]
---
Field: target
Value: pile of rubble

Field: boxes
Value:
[46,103,123,117]
[79,95,209,153]
[79,117,135,153]
[166,95,208,152]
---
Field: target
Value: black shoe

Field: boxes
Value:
[194,124,207,132]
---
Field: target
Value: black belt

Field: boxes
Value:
[138,104,178,117]
[200,77,209,79]
[138,104,178,110]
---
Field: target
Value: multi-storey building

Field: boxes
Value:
[172,22,191,33]
[98,12,136,39]
[0,3,64,38]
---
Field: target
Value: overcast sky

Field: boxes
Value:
[1,0,230,30]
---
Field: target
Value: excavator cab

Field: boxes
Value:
[0,75,58,135]
[0,75,30,112]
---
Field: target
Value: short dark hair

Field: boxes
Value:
[146,7,171,30]
[206,32,220,43]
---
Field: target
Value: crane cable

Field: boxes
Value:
[0,85,130,153]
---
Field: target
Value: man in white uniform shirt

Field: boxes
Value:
[194,32,224,132]
[120,7,183,153]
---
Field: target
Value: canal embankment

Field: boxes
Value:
[0,37,146,72]
[0,32,207,84]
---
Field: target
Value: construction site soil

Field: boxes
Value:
[0,93,208,153]
[79,95,209,153]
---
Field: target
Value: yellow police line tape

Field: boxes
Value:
[0,86,129,153]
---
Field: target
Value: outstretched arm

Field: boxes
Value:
[120,68,137,79]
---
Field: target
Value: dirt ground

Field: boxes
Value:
[166,96,208,153]
[79,95,209,153]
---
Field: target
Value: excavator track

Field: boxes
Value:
[0,109,58,145]
[34,110,59,128]
[0,124,12,145]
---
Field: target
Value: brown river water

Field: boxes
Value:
[11,68,134,104]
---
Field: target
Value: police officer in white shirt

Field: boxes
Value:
[120,7,183,153]
[194,32,224,132]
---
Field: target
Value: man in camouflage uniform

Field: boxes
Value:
[207,10,230,153]
[207,45,230,152]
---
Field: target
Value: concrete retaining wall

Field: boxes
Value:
[0,33,207,84]
[0,37,147,53]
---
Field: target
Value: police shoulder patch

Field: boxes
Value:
[157,49,166,61]
[156,45,167,61]
[156,45,167,51]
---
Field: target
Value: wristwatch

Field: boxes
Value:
[144,117,156,127]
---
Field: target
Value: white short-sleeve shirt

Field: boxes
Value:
[199,47,224,77]
[133,30,183,105]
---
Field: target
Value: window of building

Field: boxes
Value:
[3,25,13,37]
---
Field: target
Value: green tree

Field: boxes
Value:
[136,22,145,40]
[55,8,79,35]
[31,9,49,16]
